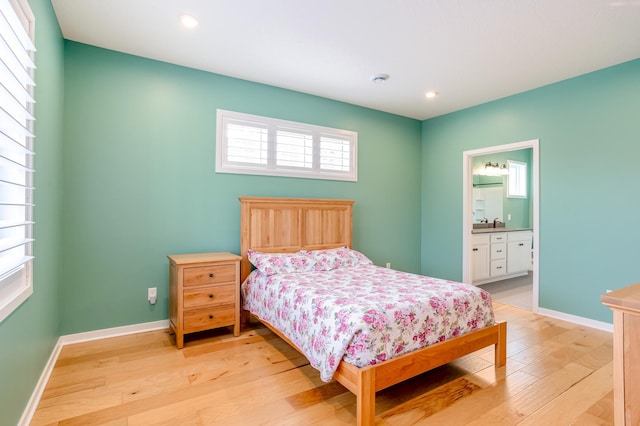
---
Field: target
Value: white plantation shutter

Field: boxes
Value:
[276,129,313,169]
[320,134,351,172]
[226,121,268,165]
[216,109,357,181]
[0,0,35,323]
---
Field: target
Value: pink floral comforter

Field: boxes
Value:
[241,265,495,382]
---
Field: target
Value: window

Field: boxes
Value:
[216,109,357,181]
[507,160,527,198]
[0,0,35,323]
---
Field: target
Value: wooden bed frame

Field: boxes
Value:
[239,196,506,425]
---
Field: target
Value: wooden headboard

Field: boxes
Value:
[239,196,355,282]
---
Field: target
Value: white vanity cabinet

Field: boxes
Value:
[472,230,532,285]
[507,231,533,274]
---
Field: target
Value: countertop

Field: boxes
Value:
[471,227,532,234]
[601,282,640,313]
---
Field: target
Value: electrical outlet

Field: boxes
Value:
[148,287,157,305]
[385,262,391,269]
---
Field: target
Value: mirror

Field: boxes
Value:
[472,184,503,223]
[472,149,532,227]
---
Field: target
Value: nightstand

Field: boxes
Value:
[168,252,242,348]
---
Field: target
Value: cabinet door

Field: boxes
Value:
[507,240,531,273]
[472,244,490,282]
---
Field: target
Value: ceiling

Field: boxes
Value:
[51,0,640,120]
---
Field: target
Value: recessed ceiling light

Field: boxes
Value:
[180,14,199,29]
[425,91,439,99]
[370,74,389,84]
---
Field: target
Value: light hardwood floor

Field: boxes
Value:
[481,272,533,311]
[30,303,613,425]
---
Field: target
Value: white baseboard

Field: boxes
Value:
[536,307,613,333]
[18,336,64,426]
[18,319,169,426]
[60,319,169,345]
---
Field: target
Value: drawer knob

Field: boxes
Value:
[473,248,478,252]
[209,273,214,278]
[209,314,214,319]
[208,294,214,299]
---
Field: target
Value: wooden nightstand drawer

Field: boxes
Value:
[183,264,236,286]
[183,305,235,331]
[183,284,235,309]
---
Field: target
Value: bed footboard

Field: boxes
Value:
[335,321,507,425]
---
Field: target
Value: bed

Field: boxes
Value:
[239,196,506,425]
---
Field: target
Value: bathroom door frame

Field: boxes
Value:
[462,139,540,312]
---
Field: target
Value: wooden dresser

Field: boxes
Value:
[168,252,242,348]
[601,282,640,425]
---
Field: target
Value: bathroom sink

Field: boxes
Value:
[473,222,506,229]
[473,223,490,229]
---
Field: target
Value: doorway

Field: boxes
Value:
[462,139,539,311]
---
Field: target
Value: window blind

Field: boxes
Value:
[216,109,358,181]
[0,0,35,322]
[320,135,350,172]
[276,129,313,169]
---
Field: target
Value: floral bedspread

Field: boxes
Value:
[241,265,495,382]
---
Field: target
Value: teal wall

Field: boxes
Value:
[0,1,64,424]
[59,42,423,334]
[421,58,640,323]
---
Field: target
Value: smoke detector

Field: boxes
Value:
[370,74,389,84]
